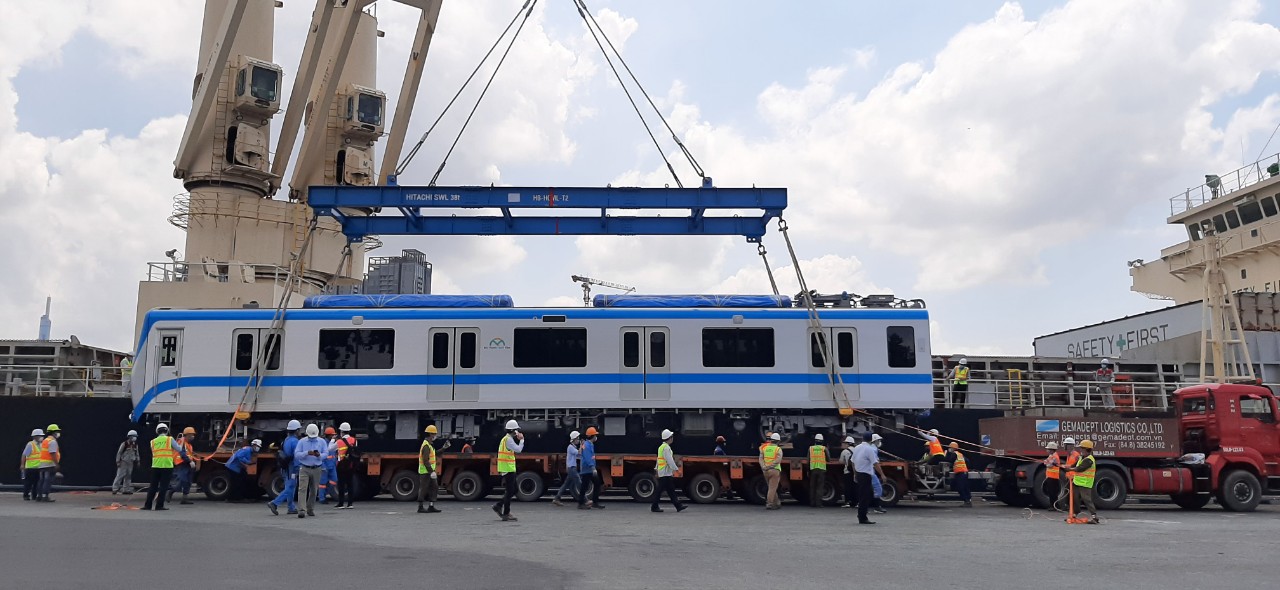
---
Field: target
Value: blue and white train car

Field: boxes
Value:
[131,294,930,452]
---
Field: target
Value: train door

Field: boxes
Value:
[620,327,671,401]
[153,330,182,404]
[427,328,481,402]
[809,328,860,402]
[228,329,284,405]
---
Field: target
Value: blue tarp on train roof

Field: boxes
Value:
[592,294,793,308]
[303,294,515,308]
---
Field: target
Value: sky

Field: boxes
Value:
[2,0,1279,355]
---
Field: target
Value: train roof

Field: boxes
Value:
[304,294,514,308]
[592,294,792,308]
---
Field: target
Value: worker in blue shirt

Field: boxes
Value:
[293,424,332,519]
[318,427,339,504]
[225,439,261,503]
[268,420,303,516]
[579,427,604,509]
[714,435,727,456]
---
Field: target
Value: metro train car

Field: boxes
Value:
[130,294,931,453]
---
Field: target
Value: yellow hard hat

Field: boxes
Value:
[46,424,61,432]
[182,427,196,435]
[1079,440,1095,449]
[424,425,438,434]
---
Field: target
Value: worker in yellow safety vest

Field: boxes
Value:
[947,358,970,407]
[1041,441,1061,507]
[651,429,686,513]
[1064,439,1099,523]
[761,432,783,510]
[492,420,525,522]
[20,429,44,501]
[36,424,62,502]
[418,424,442,514]
[808,434,829,508]
[947,442,972,507]
[143,423,186,511]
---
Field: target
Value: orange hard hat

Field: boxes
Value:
[948,442,959,449]
[182,427,196,435]
[716,435,726,443]
[585,427,599,437]
[324,426,337,436]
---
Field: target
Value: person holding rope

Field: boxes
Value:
[946,442,972,507]
[1041,441,1061,508]
[1065,440,1099,524]
[1056,438,1080,510]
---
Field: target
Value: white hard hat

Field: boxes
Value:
[305,424,320,438]
[569,430,581,440]
[845,435,857,445]
[505,419,520,430]
[31,428,44,436]
[339,422,352,432]
[251,439,263,447]
[814,434,824,441]
[127,430,138,437]
[1101,358,1110,365]
[770,432,781,441]
[959,358,968,365]
[661,429,674,440]
[287,419,302,431]
[929,429,939,435]
[871,434,883,443]
[1062,437,1076,445]
[1045,442,1059,450]
[156,423,169,433]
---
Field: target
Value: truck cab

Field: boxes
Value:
[1174,383,1280,506]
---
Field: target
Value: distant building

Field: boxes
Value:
[1,339,129,397]
[332,249,433,295]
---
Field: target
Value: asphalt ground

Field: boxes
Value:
[2,491,1276,590]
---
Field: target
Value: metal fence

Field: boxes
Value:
[144,260,292,284]
[935,378,1173,410]
[1,364,130,398]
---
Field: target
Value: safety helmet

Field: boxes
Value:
[1062,437,1076,446]
[844,435,857,445]
[871,434,883,443]
[251,438,263,448]
[31,428,44,437]
[1101,358,1110,365]
[770,432,781,441]
[127,430,138,437]
[339,422,352,432]
[182,427,196,435]
[814,434,824,442]
[156,423,169,433]
[929,429,939,435]
[585,427,599,437]
[715,435,726,443]
[305,424,320,438]
[424,425,439,434]
[661,429,674,440]
[325,426,337,436]
[287,419,302,431]
[46,424,61,432]
[1079,439,1095,449]
[570,430,581,440]
[948,442,959,449]
[1045,442,1058,450]
[958,358,968,365]
[505,419,520,431]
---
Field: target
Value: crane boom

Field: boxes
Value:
[572,275,636,306]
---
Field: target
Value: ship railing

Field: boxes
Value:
[935,378,1173,411]
[1,364,131,398]
[1170,152,1280,216]
[144,261,292,285]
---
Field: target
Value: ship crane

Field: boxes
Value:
[572,275,636,307]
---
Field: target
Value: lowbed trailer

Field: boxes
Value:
[982,382,1280,512]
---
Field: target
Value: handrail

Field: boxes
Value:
[1170,152,1280,215]
[0,364,131,398]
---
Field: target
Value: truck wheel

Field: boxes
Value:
[628,473,658,503]
[1217,470,1262,512]
[1092,469,1128,511]
[1030,470,1052,509]
[743,475,768,505]
[1170,493,1211,510]
[514,471,545,502]
[686,473,721,504]
[450,470,485,502]
[821,479,841,506]
[995,477,1031,507]
[203,470,232,502]
[879,478,901,506]
[268,473,286,497]
[389,470,420,502]
[353,473,379,501]
[788,483,810,505]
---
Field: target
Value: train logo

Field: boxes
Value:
[483,338,510,350]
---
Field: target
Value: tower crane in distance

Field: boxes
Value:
[572,275,636,307]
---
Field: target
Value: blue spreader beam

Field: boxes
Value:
[307,184,787,242]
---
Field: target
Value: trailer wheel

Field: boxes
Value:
[880,478,901,506]
[1170,493,1211,510]
[1030,470,1053,509]
[353,473,379,501]
[1091,469,1128,511]
[629,473,658,503]
[450,470,485,502]
[742,475,767,505]
[389,470,420,502]
[1217,470,1262,512]
[686,473,721,504]
[203,469,232,502]
[820,479,841,506]
[268,473,287,497]
[514,471,545,502]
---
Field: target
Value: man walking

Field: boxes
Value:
[808,434,828,508]
[492,420,524,522]
[852,432,877,524]
[225,438,261,502]
[417,425,442,514]
[869,433,888,514]
[112,430,140,495]
[171,427,199,505]
[20,429,44,501]
[651,429,686,513]
[552,431,583,507]
[293,424,328,519]
[947,442,972,507]
[580,427,604,509]
[37,424,62,502]
[334,422,357,509]
[761,432,783,510]
[268,420,303,516]
[143,423,186,511]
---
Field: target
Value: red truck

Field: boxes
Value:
[982,382,1280,512]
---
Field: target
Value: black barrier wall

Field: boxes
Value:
[1,397,135,487]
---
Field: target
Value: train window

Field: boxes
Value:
[650,332,667,368]
[1239,200,1264,225]
[264,333,282,371]
[702,328,775,368]
[1262,196,1278,217]
[318,329,395,370]
[623,332,640,368]
[837,332,855,368]
[513,328,587,368]
[432,332,449,369]
[459,332,477,369]
[810,332,828,368]
[886,326,916,368]
[160,336,178,367]
[235,334,254,370]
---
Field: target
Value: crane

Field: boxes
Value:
[572,275,636,307]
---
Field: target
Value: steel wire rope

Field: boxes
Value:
[429,0,540,186]
[571,0,683,187]
[395,0,533,177]
[572,0,707,182]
